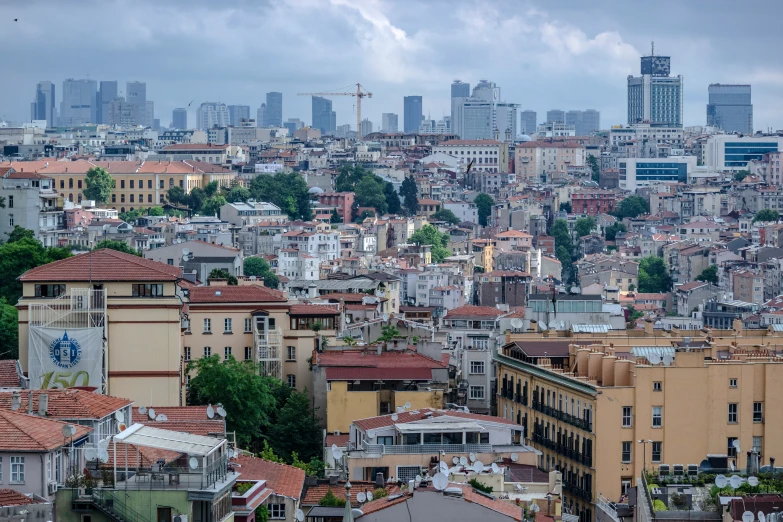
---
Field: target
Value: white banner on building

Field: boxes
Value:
[28,327,103,390]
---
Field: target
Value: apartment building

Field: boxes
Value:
[431,140,509,174]
[0,167,66,247]
[704,135,783,172]
[515,141,586,183]
[280,229,340,264]
[474,270,532,308]
[571,190,617,216]
[731,268,764,304]
[219,201,285,227]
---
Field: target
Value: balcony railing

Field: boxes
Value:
[531,400,592,432]
[362,442,493,455]
[532,433,592,467]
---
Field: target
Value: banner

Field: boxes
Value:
[28,327,103,390]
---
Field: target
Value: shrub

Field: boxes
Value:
[373,488,388,499]
[469,478,493,494]
[653,499,668,511]
[319,489,346,507]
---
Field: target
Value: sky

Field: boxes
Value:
[2,0,783,131]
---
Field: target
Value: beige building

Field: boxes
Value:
[431,140,509,174]
[515,141,586,182]
[17,249,184,406]
[495,322,783,522]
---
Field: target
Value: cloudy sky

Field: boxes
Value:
[2,0,782,131]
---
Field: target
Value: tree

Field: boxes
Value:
[399,176,418,216]
[167,186,186,206]
[329,209,342,224]
[353,210,375,224]
[430,208,460,225]
[604,222,626,242]
[696,265,718,285]
[638,256,673,293]
[559,202,572,213]
[587,154,600,183]
[613,196,649,219]
[334,164,370,192]
[94,240,142,256]
[83,167,115,205]
[268,389,322,462]
[243,257,279,289]
[226,186,251,203]
[6,226,35,243]
[319,490,346,507]
[203,181,220,198]
[0,299,19,360]
[474,193,494,227]
[209,268,238,285]
[556,245,571,268]
[354,175,388,215]
[670,493,688,511]
[550,219,572,254]
[0,237,72,304]
[187,187,207,212]
[574,216,596,238]
[734,170,751,182]
[409,224,450,262]
[119,208,144,223]
[626,305,644,323]
[377,325,400,342]
[384,182,401,215]
[248,173,313,220]
[753,209,780,223]
[201,195,227,217]
[186,356,277,447]
[255,505,270,522]
[147,206,164,216]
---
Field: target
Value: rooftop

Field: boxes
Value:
[0,389,131,419]
[0,409,92,451]
[0,489,38,508]
[20,249,181,283]
[444,305,508,320]
[316,350,448,381]
[188,284,286,303]
[232,455,305,500]
[353,408,517,432]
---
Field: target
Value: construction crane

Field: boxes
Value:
[298,83,372,140]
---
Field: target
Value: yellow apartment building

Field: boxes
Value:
[1,159,235,212]
[495,320,783,522]
[17,249,184,406]
[515,141,586,182]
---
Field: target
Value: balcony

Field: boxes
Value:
[361,442,495,455]
[531,433,592,467]
[531,400,592,432]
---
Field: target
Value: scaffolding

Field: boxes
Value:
[255,325,282,380]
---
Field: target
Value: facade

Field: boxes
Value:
[265,92,283,127]
[227,105,251,126]
[59,79,97,126]
[0,168,65,247]
[30,81,56,127]
[97,80,118,125]
[312,96,336,135]
[316,192,354,224]
[450,79,471,127]
[618,156,697,190]
[571,191,617,216]
[546,110,565,123]
[431,140,509,174]
[609,123,684,150]
[196,102,230,130]
[380,113,398,133]
[172,108,187,129]
[520,110,537,135]
[703,135,783,172]
[219,201,284,227]
[256,104,266,128]
[565,110,600,136]
[475,271,532,308]
[707,84,752,134]
[403,96,423,133]
[126,81,149,126]
[145,240,243,281]
[360,118,373,137]
[515,141,586,182]
[627,53,683,126]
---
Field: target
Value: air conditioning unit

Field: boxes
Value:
[173,516,188,522]
[658,464,670,478]
[48,481,58,494]
[687,464,698,477]
[334,430,341,436]
[673,464,684,476]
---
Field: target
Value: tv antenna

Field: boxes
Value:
[295,510,304,522]
[366,491,374,501]
[115,411,125,423]
[743,512,754,522]
[469,453,476,462]
[662,353,674,366]
[472,460,484,474]
[511,453,519,462]
[759,512,766,522]
[139,406,147,415]
[730,475,742,489]
[217,406,227,417]
[649,353,661,365]
[491,463,500,474]
[452,456,459,465]
[391,414,398,421]
[749,477,760,487]
[156,414,168,422]
[357,492,366,503]
[332,445,344,460]
[510,318,524,331]
[439,461,449,474]
[460,456,468,466]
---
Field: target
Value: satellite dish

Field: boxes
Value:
[367,491,374,501]
[730,475,742,489]
[743,512,754,522]
[331,443,339,453]
[189,457,198,470]
[415,475,422,483]
[182,248,190,256]
[662,353,674,367]
[367,429,375,439]
[98,449,109,463]
[432,472,448,491]
[357,492,366,503]
[217,406,227,417]
[139,406,147,415]
[333,448,344,460]
[540,322,549,331]
[733,439,741,450]
[469,453,476,462]
[531,504,540,513]
[439,461,449,474]
[345,317,352,324]
[452,457,459,465]
[391,414,399,421]
[382,314,390,322]
[510,318,524,329]
[207,405,215,419]
[98,437,109,449]
[85,447,97,461]
[296,509,304,522]
[70,425,77,436]
[148,407,156,420]
[649,353,661,365]
[749,477,760,487]
[156,414,168,421]
[473,460,484,474]
[491,463,500,474]
[115,411,125,423]
[404,402,411,409]
[460,456,468,466]
[511,453,519,462]
[62,425,73,438]
[715,475,728,488]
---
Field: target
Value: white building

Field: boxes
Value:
[703,135,783,172]
[0,168,66,247]
[278,249,319,280]
[279,229,340,264]
[431,140,507,174]
[219,201,285,226]
[443,201,478,223]
[609,123,684,150]
[618,156,698,190]
[196,102,230,131]
[452,80,519,140]
[381,113,398,133]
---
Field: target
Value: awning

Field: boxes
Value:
[306,506,347,518]
[114,424,224,456]
[394,421,483,433]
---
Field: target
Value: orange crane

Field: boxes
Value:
[298,83,372,140]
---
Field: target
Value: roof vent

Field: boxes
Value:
[443,487,463,497]
[215,290,222,296]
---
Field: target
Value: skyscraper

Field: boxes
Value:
[403,96,423,133]
[30,81,56,127]
[172,108,188,129]
[312,97,336,134]
[228,105,251,126]
[707,84,752,134]
[265,92,283,127]
[126,81,148,126]
[145,101,154,129]
[59,79,97,126]
[452,81,518,140]
[360,118,373,137]
[257,104,266,127]
[520,110,536,135]
[627,50,683,126]
[546,109,565,123]
[450,80,470,132]
[96,81,118,124]
[581,109,600,135]
[196,102,230,130]
[381,113,398,133]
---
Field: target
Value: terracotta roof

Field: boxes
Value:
[417,198,441,205]
[188,285,286,303]
[356,490,409,515]
[494,230,532,238]
[325,434,350,447]
[0,389,132,419]
[233,455,305,500]
[0,361,21,388]
[0,489,37,507]
[289,305,340,316]
[676,281,708,292]
[317,350,448,381]
[353,408,517,431]
[0,410,92,451]
[302,481,397,507]
[131,405,214,422]
[6,171,51,180]
[20,249,181,282]
[444,305,507,319]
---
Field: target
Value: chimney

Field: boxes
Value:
[644,318,654,336]
[547,494,553,516]
[10,391,20,411]
[375,472,385,487]
[733,317,743,333]
[308,283,318,299]
[38,394,49,416]
[27,390,34,415]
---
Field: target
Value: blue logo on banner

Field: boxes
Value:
[49,331,82,369]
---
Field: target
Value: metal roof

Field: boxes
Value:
[114,424,225,456]
[394,421,484,433]
[571,324,610,333]
[286,278,377,291]
[630,347,676,360]
[771,324,783,332]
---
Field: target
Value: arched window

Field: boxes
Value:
[120,207,125,213]
[68,193,73,202]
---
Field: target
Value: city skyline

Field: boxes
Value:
[2,1,783,131]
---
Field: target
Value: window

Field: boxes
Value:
[377,436,393,446]
[622,441,632,463]
[0,456,2,481]
[8,214,13,227]
[728,403,738,424]
[730,378,737,388]
[10,456,24,483]
[397,466,420,483]
[147,194,152,203]
[130,180,134,189]
[34,284,66,298]
[203,319,211,333]
[184,347,191,361]
[120,180,125,189]
[7,196,12,208]
[653,381,662,391]
[470,361,485,374]
[652,406,662,427]
[728,437,738,457]
[203,346,211,358]
[287,346,296,361]
[287,374,296,388]
[132,284,163,297]
[622,406,632,427]
[651,442,662,463]
[112,194,116,203]
[224,347,232,360]
[268,504,285,519]
[244,347,252,361]
[753,402,763,423]
[148,180,152,189]
[224,318,232,333]
[469,386,485,400]
[753,436,762,454]
[244,318,252,333]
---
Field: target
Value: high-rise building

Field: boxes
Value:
[283,118,304,135]
[381,113,398,133]
[546,109,565,123]
[107,98,138,127]
[564,110,601,136]
[30,81,56,127]
[228,105,251,127]
[96,81,118,124]
[520,111,536,136]
[360,118,373,137]
[627,50,683,126]
[144,101,154,129]
[404,96,423,133]
[450,80,471,131]
[452,81,518,140]
[312,96,336,134]
[265,92,283,127]
[707,84,753,134]
[172,108,188,129]
[126,81,149,126]
[59,79,97,126]
[196,102,230,130]
[257,104,266,127]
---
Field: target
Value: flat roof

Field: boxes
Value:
[394,421,484,433]
[115,424,224,456]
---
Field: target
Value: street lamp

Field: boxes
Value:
[638,440,653,473]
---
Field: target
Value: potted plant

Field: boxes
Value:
[101,467,115,488]
[83,468,97,495]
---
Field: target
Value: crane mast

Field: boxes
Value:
[297,83,372,140]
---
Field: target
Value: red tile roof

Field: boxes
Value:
[188,285,286,303]
[161,143,230,151]
[356,490,409,514]
[317,350,448,381]
[20,249,181,282]
[0,389,132,419]
[353,408,517,431]
[444,305,507,319]
[0,489,37,507]
[325,434,350,447]
[0,410,92,451]
[289,305,340,316]
[302,481,398,507]
[0,361,21,388]
[233,455,305,500]
[437,140,502,146]
[676,281,708,292]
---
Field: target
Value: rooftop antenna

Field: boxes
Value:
[651,41,655,56]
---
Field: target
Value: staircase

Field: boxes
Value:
[72,489,150,522]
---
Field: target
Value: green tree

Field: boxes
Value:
[268,389,322,462]
[587,154,600,183]
[638,256,673,293]
[119,208,144,223]
[167,186,186,206]
[556,245,571,268]
[319,489,346,507]
[0,238,72,304]
[6,226,35,243]
[209,268,238,285]
[384,182,402,215]
[226,186,251,203]
[753,209,780,223]
[334,164,370,192]
[147,206,164,216]
[187,187,207,212]
[243,257,279,289]
[201,195,227,217]
[734,170,751,182]
[94,240,142,256]
[255,505,269,522]
[604,222,626,242]
[550,219,572,254]
[399,176,419,216]
[329,209,342,224]
[696,265,718,285]
[377,325,401,342]
[0,299,19,360]
[83,167,115,205]
[474,193,494,227]
[409,224,450,262]
[430,208,460,225]
[354,175,388,215]
[559,202,572,213]
[203,181,220,198]
[613,196,649,219]
[354,210,375,224]
[248,173,313,220]
[574,216,596,238]
[186,356,277,447]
